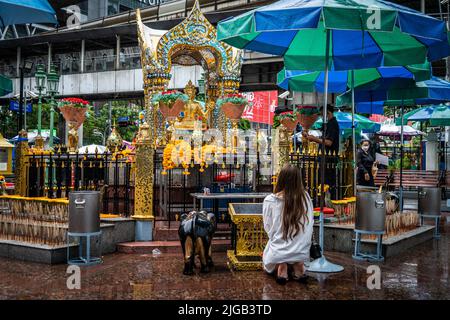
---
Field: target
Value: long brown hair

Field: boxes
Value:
[274,164,309,241]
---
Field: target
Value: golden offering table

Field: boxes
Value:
[227,203,267,271]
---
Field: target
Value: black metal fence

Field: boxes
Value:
[153,149,273,224]
[289,151,352,204]
[25,147,135,216]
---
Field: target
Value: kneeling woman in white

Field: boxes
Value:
[262,164,314,284]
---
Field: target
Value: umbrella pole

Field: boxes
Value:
[400,101,404,212]
[307,29,344,274]
[351,70,357,196]
[293,92,297,152]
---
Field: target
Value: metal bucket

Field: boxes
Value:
[355,192,386,232]
[69,191,101,233]
[418,187,441,216]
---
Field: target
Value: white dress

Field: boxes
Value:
[262,193,314,273]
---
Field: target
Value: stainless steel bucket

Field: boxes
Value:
[418,187,441,216]
[69,191,101,233]
[355,192,386,232]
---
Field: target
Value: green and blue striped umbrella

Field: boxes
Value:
[396,104,450,126]
[277,64,431,93]
[312,112,381,133]
[217,0,450,71]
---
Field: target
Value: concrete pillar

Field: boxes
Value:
[47,43,52,72]
[116,35,121,70]
[16,47,21,77]
[80,39,85,73]
[421,0,425,13]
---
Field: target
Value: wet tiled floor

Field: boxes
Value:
[0,222,449,300]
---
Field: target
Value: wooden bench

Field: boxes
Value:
[374,169,441,190]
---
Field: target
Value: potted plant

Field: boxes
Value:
[274,112,298,132]
[296,105,320,131]
[217,93,248,125]
[152,90,188,119]
[58,98,91,130]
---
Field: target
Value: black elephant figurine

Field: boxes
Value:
[178,210,216,275]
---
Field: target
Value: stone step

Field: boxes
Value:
[117,239,231,254]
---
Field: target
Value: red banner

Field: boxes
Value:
[241,91,278,125]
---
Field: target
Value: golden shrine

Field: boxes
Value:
[133,0,244,228]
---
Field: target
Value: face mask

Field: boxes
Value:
[362,146,370,152]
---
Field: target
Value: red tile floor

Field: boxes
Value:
[0,222,449,300]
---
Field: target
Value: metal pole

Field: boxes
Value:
[18,67,24,132]
[24,90,27,131]
[320,30,329,250]
[108,101,112,137]
[351,70,357,196]
[49,94,55,147]
[307,28,344,273]
[400,101,404,212]
[37,88,42,135]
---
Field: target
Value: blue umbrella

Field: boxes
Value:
[278,65,430,93]
[218,0,450,272]
[338,77,450,114]
[278,64,428,203]
[337,76,450,211]
[217,0,450,71]
[312,112,381,133]
[0,0,57,27]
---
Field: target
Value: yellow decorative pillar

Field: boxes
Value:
[278,125,291,170]
[132,82,156,240]
[14,130,29,196]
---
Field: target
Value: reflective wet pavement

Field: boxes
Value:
[0,222,449,300]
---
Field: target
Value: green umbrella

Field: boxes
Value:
[277,63,431,93]
[396,104,450,126]
[218,0,450,271]
[217,0,450,71]
[0,74,12,96]
[312,112,381,133]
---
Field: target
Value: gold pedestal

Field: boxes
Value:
[227,203,267,271]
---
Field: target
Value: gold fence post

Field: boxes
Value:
[278,125,291,170]
[14,129,29,196]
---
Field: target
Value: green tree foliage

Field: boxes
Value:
[0,102,59,139]
[83,101,142,145]
[1,101,141,145]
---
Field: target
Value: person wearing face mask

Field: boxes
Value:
[357,139,377,187]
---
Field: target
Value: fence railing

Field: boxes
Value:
[25,147,135,217]
[289,151,352,202]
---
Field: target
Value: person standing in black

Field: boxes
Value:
[303,105,340,199]
[357,139,377,187]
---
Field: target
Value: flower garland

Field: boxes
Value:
[152,90,188,106]
[59,97,91,108]
[162,142,230,175]
[0,176,6,195]
[216,93,248,108]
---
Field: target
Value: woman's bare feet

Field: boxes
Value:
[292,262,305,277]
[276,263,288,285]
[292,262,308,283]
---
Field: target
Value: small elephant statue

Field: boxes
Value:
[178,210,216,275]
